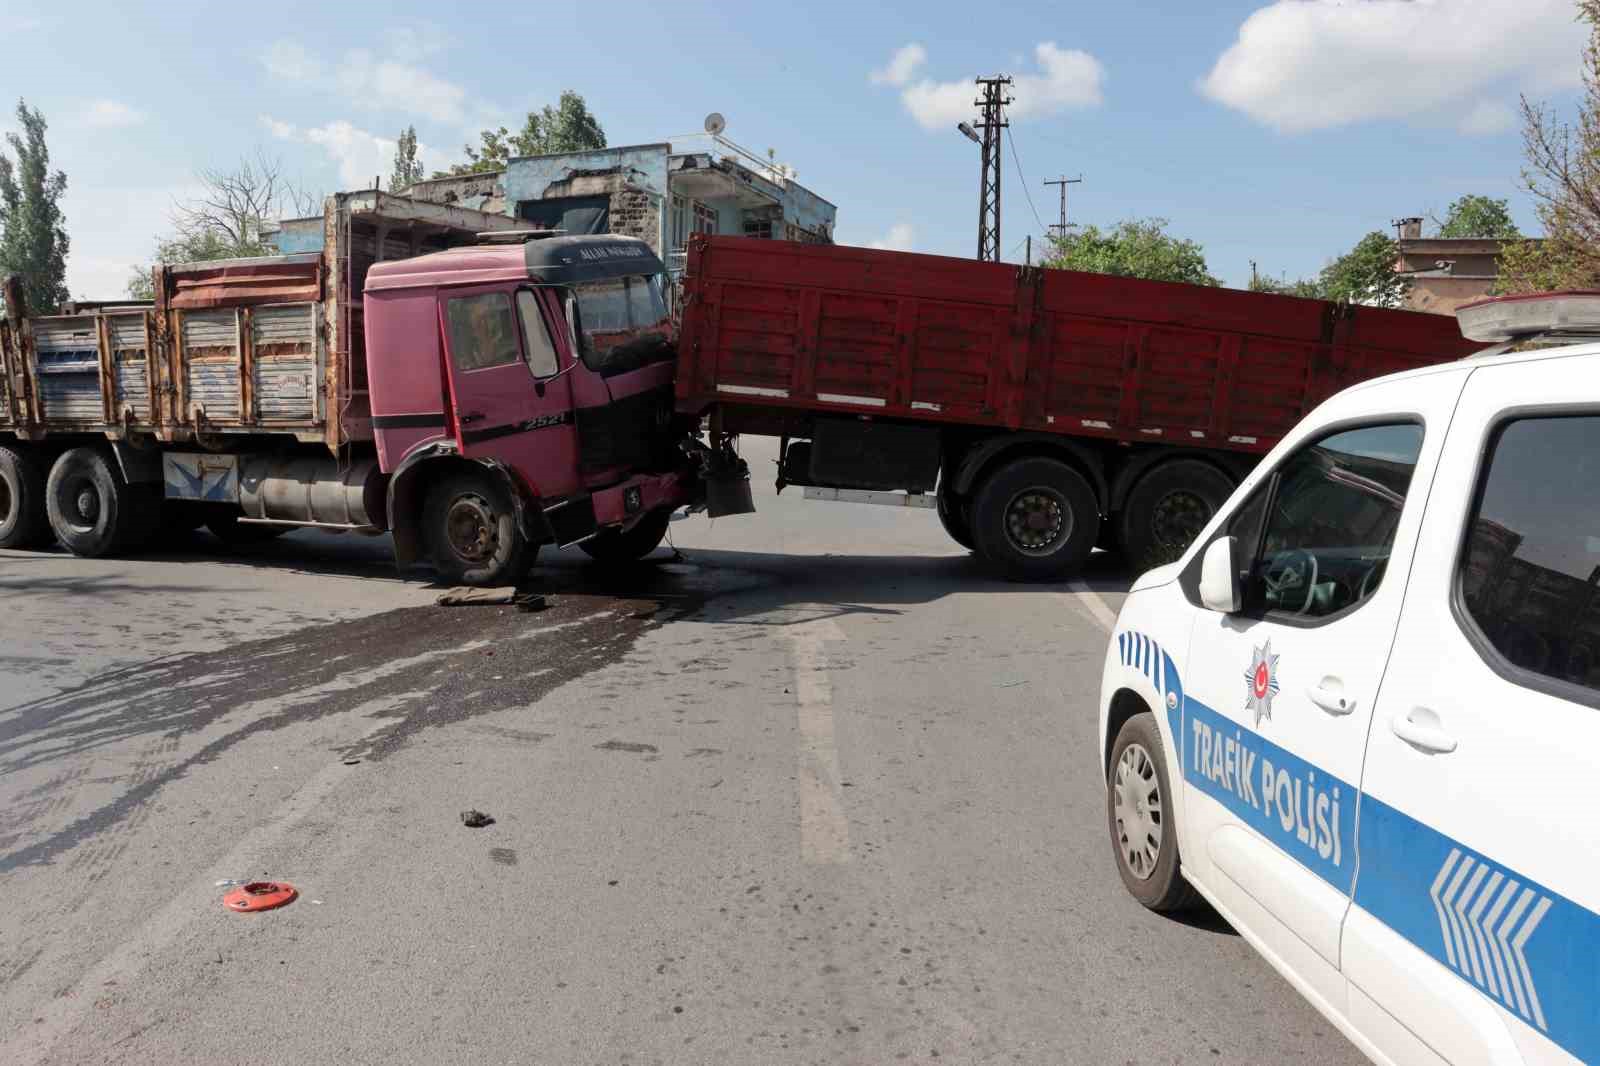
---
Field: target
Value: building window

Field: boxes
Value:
[743,218,773,239]
[693,201,717,236]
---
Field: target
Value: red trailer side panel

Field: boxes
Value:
[676,236,1480,455]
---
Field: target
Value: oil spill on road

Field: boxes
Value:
[0,559,765,874]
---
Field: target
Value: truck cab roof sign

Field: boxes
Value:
[521,235,665,284]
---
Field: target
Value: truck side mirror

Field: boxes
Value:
[1200,536,1242,613]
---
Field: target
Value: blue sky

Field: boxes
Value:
[0,0,1587,298]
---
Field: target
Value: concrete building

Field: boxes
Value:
[400,140,836,274]
[1393,217,1531,316]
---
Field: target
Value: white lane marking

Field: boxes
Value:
[788,619,850,865]
[1065,579,1119,635]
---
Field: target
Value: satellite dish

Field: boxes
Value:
[704,112,726,136]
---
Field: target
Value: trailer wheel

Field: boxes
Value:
[423,470,531,586]
[970,457,1099,582]
[1118,460,1235,572]
[580,507,671,564]
[0,443,52,550]
[936,484,975,551]
[44,447,142,557]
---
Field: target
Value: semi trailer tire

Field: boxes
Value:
[423,470,532,586]
[935,484,975,551]
[1117,460,1235,572]
[44,446,143,557]
[0,443,52,550]
[970,456,1099,582]
[580,507,672,563]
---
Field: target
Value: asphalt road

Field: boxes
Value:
[0,438,1364,1066]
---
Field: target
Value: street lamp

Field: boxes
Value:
[956,122,980,144]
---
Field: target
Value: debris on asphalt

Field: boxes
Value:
[997,679,1026,688]
[461,809,496,828]
[214,878,247,888]
[341,757,361,766]
[516,593,549,612]
[222,881,298,913]
[437,586,518,607]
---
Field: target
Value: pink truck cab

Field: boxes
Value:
[364,233,697,584]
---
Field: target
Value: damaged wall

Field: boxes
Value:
[504,145,670,254]
[402,171,507,215]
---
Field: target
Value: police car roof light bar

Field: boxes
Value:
[1456,291,1600,343]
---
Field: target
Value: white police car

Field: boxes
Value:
[1099,293,1600,1066]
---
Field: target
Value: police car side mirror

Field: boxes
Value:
[1200,536,1242,613]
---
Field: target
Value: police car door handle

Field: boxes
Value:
[1306,679,1356,716]
[1391,707,1458,754]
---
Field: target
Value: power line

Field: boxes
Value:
[1005,126,1049,237]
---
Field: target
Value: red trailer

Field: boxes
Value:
[676,235,1480,578]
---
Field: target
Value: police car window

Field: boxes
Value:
[1460,414,1600,696]
[445,292,521,372]
[1245,423,1423,620]
[516,290,559,378]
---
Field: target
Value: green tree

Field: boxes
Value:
[389,125,423,192]
[0,99,69,314]
[1498,0,1600,292]
[1043,217,1220,286]
[1434,194,1521,238]
[1248,272,1325,299]
[437,90,607,177]
[1315,231,1411,308]
[127,152,317,299]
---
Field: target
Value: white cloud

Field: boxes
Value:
[261,115,297,140]
[0,15,43,33]
[1201,0,1584,134]
[262,115,434,190]
[867,223,916,252]
[870,44,927,87]
[262,36,468,123]
[878,41,1105,130]
[1460,99,1517,136]
[62,181,208,300]
[75,99,145,128]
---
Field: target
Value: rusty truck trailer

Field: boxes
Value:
[675,235,1482,577]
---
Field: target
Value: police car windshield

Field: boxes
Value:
[570,274,672,377]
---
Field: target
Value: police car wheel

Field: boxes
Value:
[1107,712,1200,912]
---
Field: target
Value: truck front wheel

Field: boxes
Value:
[971,457,1099,581]
[580,507,671,563]
[1118,460,1235,572]
[0,443,52,550]
[423,470,532,586]
[44,447,144,557]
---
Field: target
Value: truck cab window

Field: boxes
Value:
[445,292,521,372]
[516,290,559,378]
[570,273,672,377]
[1460,414,1600,695]
[1245,423,1423,620]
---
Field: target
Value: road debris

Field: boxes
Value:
[222,881,298,913]
[437,587,517,607]
[517,593,549,612]
[461,809,496,828]
[214,878,247,888]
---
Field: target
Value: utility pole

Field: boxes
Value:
[1043,174,1082,243]
[973,75,1012,262]
[1025,235,1031,266]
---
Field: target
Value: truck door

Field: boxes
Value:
[1349,359,1600,1066]
[1179,374,1459,1005]
[438,286,580,500]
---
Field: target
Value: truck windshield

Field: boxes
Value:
[569,274,672,377]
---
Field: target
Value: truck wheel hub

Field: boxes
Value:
[1005,489,1068,554]
[445,494,498,564]
[67,481,100,527]
[1152,490,1210,550]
